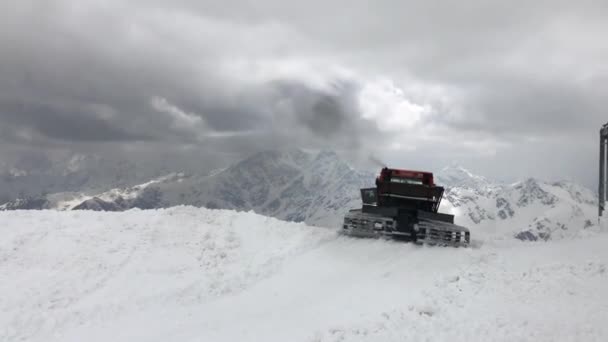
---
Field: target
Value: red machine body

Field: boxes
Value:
[376,167,435,186]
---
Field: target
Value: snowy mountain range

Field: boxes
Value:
[0,154,163,204]
[0,149,599,241]
[0,152,223,204]
[0,150,373,225]
[436,166,597,241]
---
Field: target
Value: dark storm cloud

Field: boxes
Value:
[268,80,380,149]
[0,0,380,154]
[0,100,152,142]
[431,78,606,138]
[0,0,606,186]
[309,96,349,138]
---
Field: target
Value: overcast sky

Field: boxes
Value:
[1,0,607,186]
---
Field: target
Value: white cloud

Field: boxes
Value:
[358,79,431,133]
[151,97,205,135]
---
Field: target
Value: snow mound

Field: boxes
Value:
[0,207,334,341]
[2,208,608,342]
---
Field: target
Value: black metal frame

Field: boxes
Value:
[600,122,608,217]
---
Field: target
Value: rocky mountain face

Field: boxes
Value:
[436,166,598,241]
[1,150,373,227]
[1,151,599,241]
[151,150,374,226]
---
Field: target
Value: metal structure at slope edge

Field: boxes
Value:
[600,122,608,217]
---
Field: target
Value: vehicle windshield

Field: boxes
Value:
[390,176,423,185]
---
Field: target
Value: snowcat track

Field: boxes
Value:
[417,218,470,247]
[341,211,469,247]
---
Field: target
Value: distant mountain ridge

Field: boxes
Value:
[1,150,600,241]
[435,165,597,241]
[0,154,162,204]
[1,150,374,227]
[149,150,374,226]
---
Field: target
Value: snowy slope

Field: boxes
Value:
[1,208,607,342]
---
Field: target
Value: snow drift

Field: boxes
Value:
[1,207,607,342]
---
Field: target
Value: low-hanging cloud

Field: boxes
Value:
[0,0,606,188]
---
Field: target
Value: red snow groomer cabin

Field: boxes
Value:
[373,167,442,213]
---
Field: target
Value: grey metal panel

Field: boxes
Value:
[376,181,444,201]
[361,205,399,217]
[381,193,436,202]
[417,210,455,224]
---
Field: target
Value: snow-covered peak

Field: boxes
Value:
[312,150,340,162]
[511,178,558,207]
[549,180,597,206]
[64,153,97,175]
[436,165,491,189]
[8,168,28,177]
[73,149,371,226]
[233,149,312,171]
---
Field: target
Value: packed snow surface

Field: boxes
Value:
[2,207,607,342]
